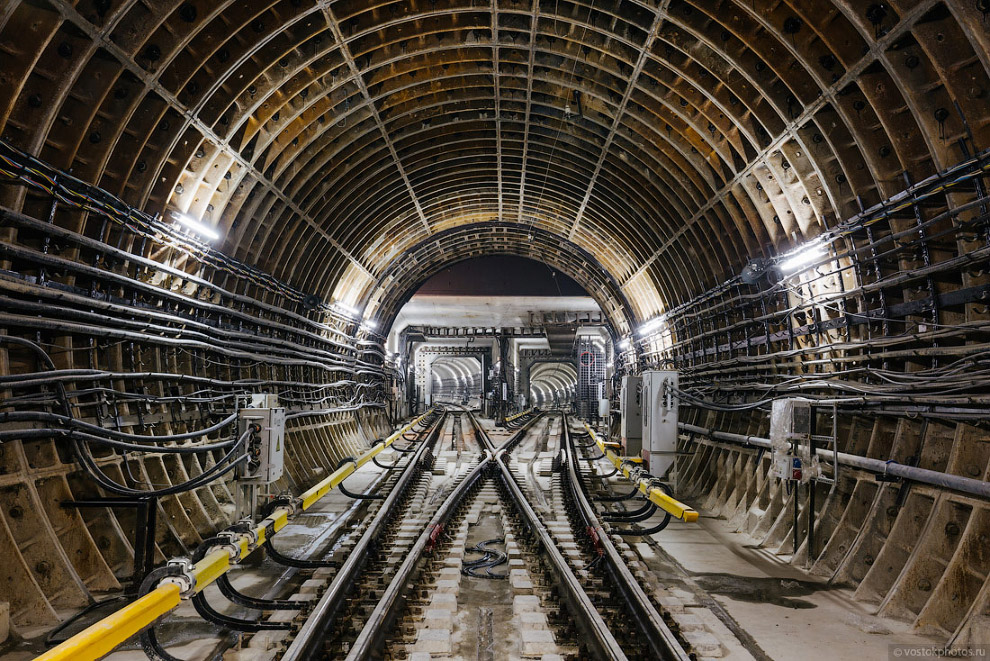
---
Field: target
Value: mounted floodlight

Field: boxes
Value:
[361,318,378,332]
[637,316,667,337]
[332,301,359,318]
[778,240,827,274]
[618,339,631,351]
[174,213,220,241]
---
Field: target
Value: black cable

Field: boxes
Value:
[72,436,248,497]
[43,596,129,647]
[334,457,386,500]
[214,573,307,610]
[610,483,674,536]
[0,426,242,454]
[461,539,508,579]
[597,484,641,502]
[138,566,188,661]
[601,500,654,520]
[0,336,250,496]
[612,515,672,536]
[262,537,341,569]
[0,410,238,442]
[603,503,659,522]
[190,590,292,632]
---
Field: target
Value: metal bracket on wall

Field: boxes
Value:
[61,497,158,593]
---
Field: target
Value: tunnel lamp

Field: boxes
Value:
[618,339,631,351]
[778,240,827,274]
[174,213,220,241]
[332,301,359,318]
[637,316,667,337]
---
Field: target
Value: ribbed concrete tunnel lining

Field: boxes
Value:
[5,0,987,319]
[0,0,989,652]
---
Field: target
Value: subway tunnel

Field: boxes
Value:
[0,0,988,658]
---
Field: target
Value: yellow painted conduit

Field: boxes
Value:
[37,410,436,661]
[583,423,699,523]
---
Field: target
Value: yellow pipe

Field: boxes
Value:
[35,584,181,661]
[584,423,698,523]
[38,409,437,661]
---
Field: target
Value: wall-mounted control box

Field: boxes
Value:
[769,398,818,484]
[641,371,678,477]
[237,399,285,484]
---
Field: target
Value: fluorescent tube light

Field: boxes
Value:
[175,214,220,241]
[778,240,826,274]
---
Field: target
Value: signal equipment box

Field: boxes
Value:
[237,401,286,484]
[620,375,643,455]
[641,371,678,477]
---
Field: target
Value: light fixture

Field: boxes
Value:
[361,318,378,331]
[173,213,220,241]
[778,239,827,274]
[332,301,359,318]
[618,339,631,351]
[637,316,667,337]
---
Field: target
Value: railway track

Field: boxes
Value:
[169,408,702,660]
[278,407,518,660]
[278,411,695,661]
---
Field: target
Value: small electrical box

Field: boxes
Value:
[237,403,286,484]
[769,398,818,484]
[620,375,643,455]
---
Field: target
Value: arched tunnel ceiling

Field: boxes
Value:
[3,0,988,333]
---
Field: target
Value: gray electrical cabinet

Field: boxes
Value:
[620,375,643,456]
[641,370,678,477]
[237,404,286,484]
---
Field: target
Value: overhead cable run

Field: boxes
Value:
[632,149,990,425]
[0,148,393,504]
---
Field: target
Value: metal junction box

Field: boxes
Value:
[769,398,818,484]
[641,370,678,478]
[620,375,643,455]
[237,405,286,484]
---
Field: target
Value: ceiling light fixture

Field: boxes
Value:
[637,316,668,337]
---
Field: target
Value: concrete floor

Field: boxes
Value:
[639,510,944,661]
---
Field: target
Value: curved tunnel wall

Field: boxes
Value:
[0,0,988,643]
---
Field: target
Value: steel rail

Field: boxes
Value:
[281,410,448,660]
[341,412,543,660]
[480,413,627,661]
[563,417,693,661]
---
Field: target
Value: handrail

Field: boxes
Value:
[36,409,439,661]
[584,424,699,523]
